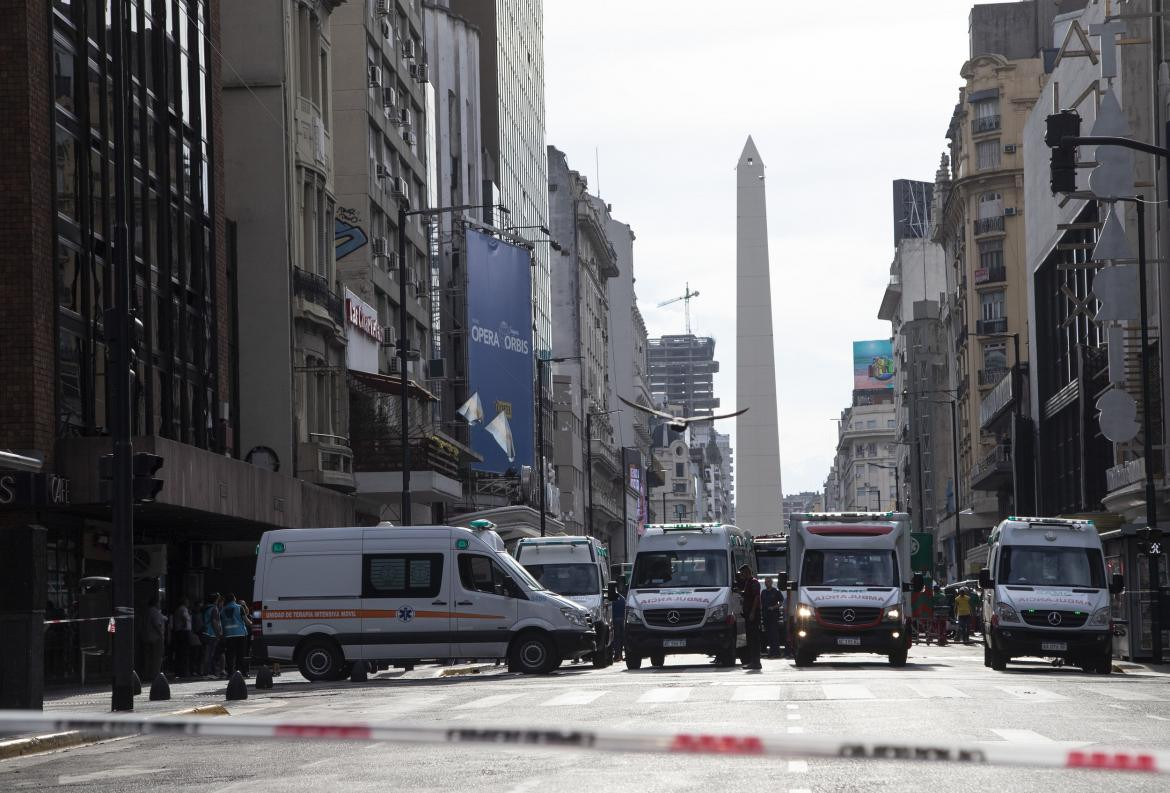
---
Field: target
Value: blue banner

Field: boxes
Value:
[466,229,534,473]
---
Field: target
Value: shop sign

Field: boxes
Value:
[0,471,71,508]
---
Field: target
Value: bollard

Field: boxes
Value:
[225,670,248,701]
[149,672,171,701]
[254,665,274,690]
[349,660,368,683]
[132,671,142,696]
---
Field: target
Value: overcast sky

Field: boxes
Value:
[544,0,973,494]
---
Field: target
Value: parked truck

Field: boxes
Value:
[782,511,918,667]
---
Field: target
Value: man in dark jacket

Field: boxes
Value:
[761,578,784,658]
[738,565,762,670]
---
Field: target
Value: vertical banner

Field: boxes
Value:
[465,229,534,472]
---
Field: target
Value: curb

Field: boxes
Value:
[0,703,230,761]
[437,663,500,678]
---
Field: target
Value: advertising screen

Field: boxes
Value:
[853,339,896,390]
[466,229,534,472]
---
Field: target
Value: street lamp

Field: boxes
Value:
[535,355,582,536]
[586,408,621,537]
[395,202,508,525]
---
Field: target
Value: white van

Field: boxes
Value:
[514,536,617,667]
[623,523,751,669]
[979,516,1122,673]
[253,524,596,679]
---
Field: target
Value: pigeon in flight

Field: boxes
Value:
[617,395,748,433]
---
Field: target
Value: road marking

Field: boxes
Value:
[787,760,809,773]
[637,687,692,704]
[989,728,1055,743]
[822,684,874,700]
[995,686,1067,702]
[787,713,801,720]
[59,769,160,784]
[1148,714,1170,721]
[457,693,524,709]
[786,703,799,710]
[298,758,333,769]
[540,690,608,707]
[787,726,804,734]
[1087,685,1168,702]
[906,683,969,699]
[731,685,781,701]
[788,789,812,793]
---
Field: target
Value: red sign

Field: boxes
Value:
[346,297,383,343]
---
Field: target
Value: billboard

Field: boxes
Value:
[853,339,895,390]
[465,229,534,473]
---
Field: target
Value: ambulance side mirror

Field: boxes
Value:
[978,568,993,590]
[1109,574,1124,595]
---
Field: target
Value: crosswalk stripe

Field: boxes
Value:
[906,683,970,699]
[822,684,874,700]
[637,687,692,704]
[995,686,1067,702]
[540,690,608,707]
[731,685,782,701]
[787,760,809,773]
[457,693,524,709]
[1087,685,1168,702]
[990,728,1055,743]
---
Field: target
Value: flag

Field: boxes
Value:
[485,411,515,461]
[457,392,484,425]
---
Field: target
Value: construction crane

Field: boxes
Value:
[657,283,700,334]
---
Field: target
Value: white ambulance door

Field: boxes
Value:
[359,538,452,661]
[454,552,518,658]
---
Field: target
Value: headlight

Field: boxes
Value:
[625,608,642,625]
[884,608,900,621]
[707,604,728,623]
[1089,607,1110,627]
[995,602,1019,623]
[560,607,588,628]
[796,605,813,620]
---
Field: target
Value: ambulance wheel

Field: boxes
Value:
[650,653,665,668]
[983,641,992,668]
[793,648,815,667]
[1094,649,1113,675]
[510,631,558,674]
[297,636,344,682]
[888,648,908,668]
[989,645,1008,671]
[625,654,643,670]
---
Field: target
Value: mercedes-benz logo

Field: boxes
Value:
[1047,611,1062,626]
[843,609,856,623]
[667,610,681,624]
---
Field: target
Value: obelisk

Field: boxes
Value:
[735,136,783,534]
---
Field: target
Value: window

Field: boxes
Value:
[363,553,443,598]
[887,419,896,428]
[459,554,510,596]
[866,419,876,428]
[631,550,728,588]
[978,191,1002,219]
[856,487,866,499]
[976,140,1001,170]
[856,463,866,475]
[981,289,1005,321]
[674,462,684,477]
[978,239,1003,271]
[867,443,877,456]
[983,341,1007,370]
[972,98,1000,132]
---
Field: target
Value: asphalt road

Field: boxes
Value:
[3,643,1169,792]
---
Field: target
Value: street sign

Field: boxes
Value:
[911,532,933,572]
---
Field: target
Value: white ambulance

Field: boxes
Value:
[514,536,618,667]
[979,516,1122,673]
[253,523,596,679]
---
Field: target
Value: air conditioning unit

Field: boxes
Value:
[368,64,382,87]
[416,63,430,84]
[382,86,397,109]
[1004,207,1018,217]
[372,236,389,256]
[404,130,416,146]
[391,176,408,198]
[375,0,391,16]
[398,107,411,127]
[402,39,416,60]
[1004,143,1017,153]
[381,329,397,348]
[385,250,400,270]
[375,163,390,180]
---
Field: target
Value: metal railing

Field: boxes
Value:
[974,264,1006,285]
[978,367,1009,387]
[293,268,344,320]
[972,115,1001,134]
[974,216,1005,235]
[976,317,1008,335]
[970,444,1012,489]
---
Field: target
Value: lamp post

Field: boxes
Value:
[396,202,508,525]
[586,408,620,537]
[535,355,582,536]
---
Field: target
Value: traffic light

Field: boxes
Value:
[1045,110,1081,194]
[132,453,164,503]
[102,308,145,380]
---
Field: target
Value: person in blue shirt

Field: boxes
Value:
[199,594,222,678]
[220,592,248,677]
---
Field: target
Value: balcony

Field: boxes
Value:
[978,367,1009,388]
[976,317,1008,335]
[297,435,356,492]
[972,115,1001,134]
[970,444,1013,491]
[974,216,1005,236]
[974,264,1006,285]
[351,436,462,481]
[954,326,968,352]
[980,368,1016,429]
[293,267,343,322]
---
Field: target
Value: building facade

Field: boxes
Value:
[833,396,898,513]
[647,335,719,418]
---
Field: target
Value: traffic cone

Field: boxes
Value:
[254,665,274,690]
[149,672,170,701]
[132,670,142,696]
[349,660,368,682]
[226,670,248,700]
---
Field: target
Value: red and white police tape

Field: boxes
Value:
[0,710,1165,774]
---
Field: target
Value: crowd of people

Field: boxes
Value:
[138,593,255,681]
[911,584,981,645]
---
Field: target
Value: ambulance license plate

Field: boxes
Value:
[836,636,861,646]
[1041,641,1067,652]
[663,639,686,648]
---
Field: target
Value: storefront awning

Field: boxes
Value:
[348,369,439,402]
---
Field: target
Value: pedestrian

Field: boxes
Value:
[611,585,626,662]
[171,596,196,678]
[220,592,248,677]
[236,596,254,672]
[200,593,222,678]
[142,595,167,680]
[911,581,932,644]
[762,577,783,658]
[737,565,762,670]
[969,588,982,636]
[930,585,949,646]
[954,588,973,644]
